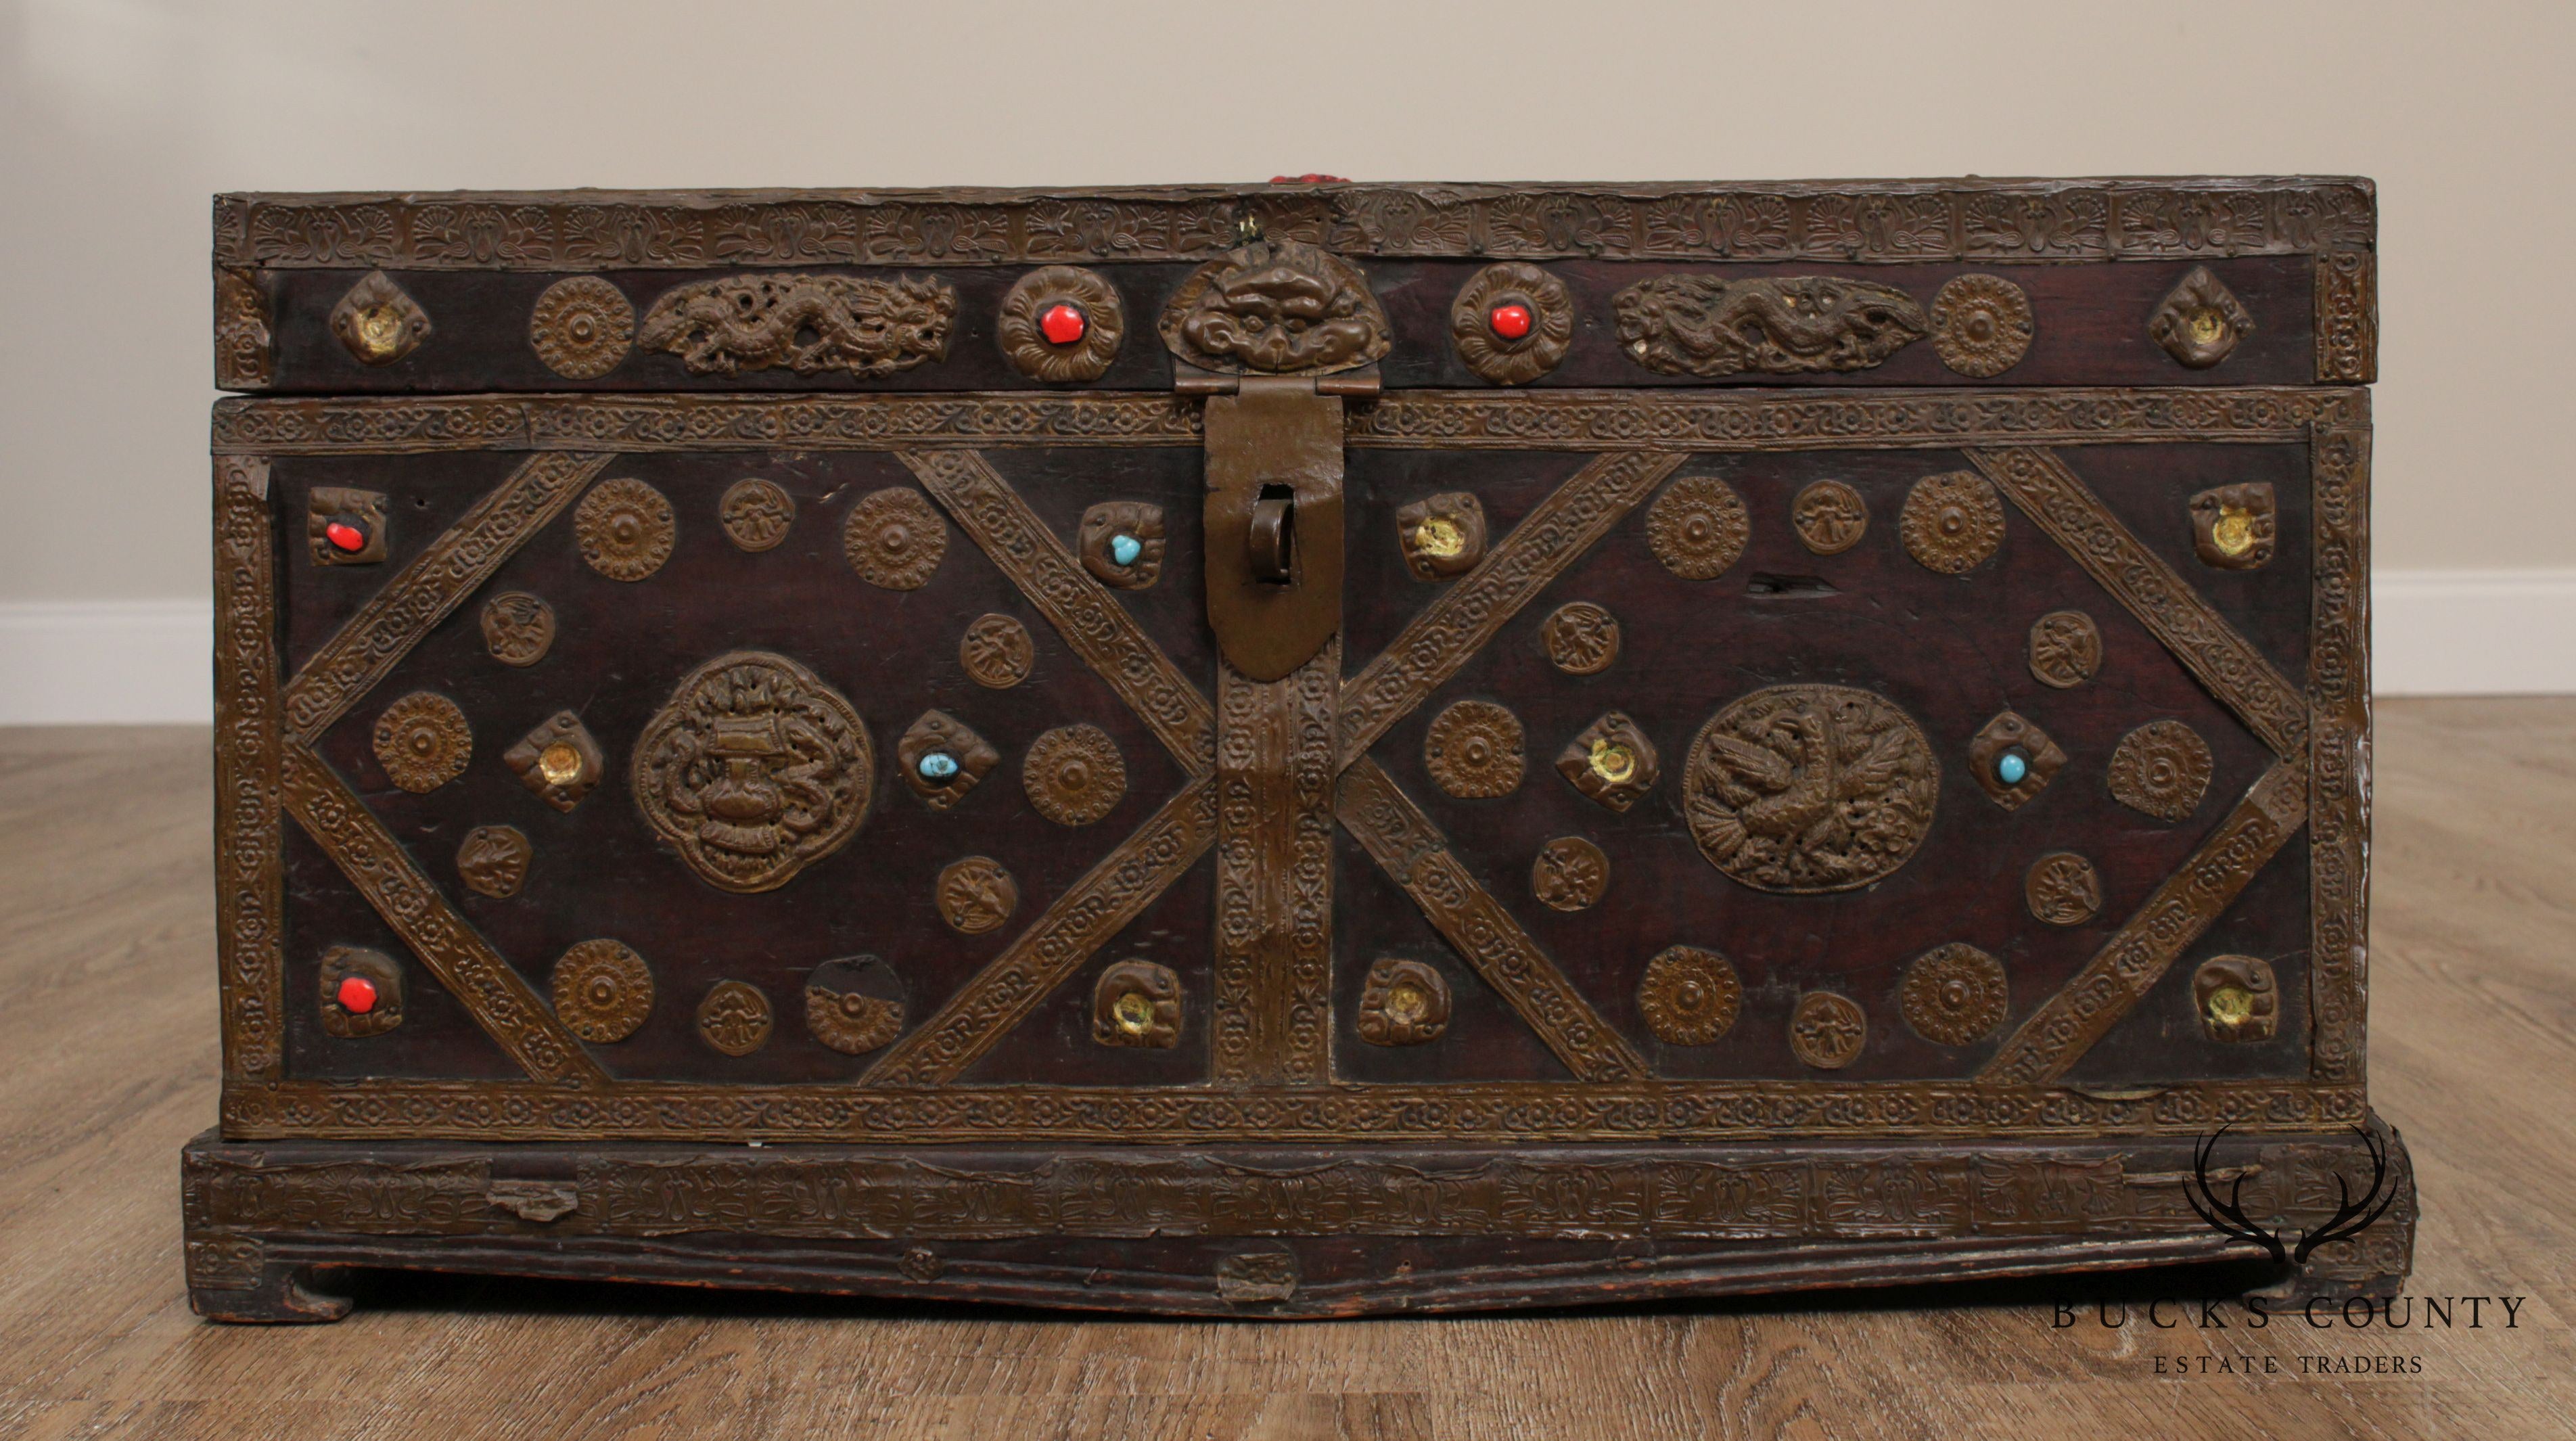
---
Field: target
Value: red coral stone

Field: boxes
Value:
[1038,303,1087,346]
[1488,303,1535,341]
[324,520,369,552]
[336,975,378,1014]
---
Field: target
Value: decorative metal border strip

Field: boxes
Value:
[1337,758,1649,1082]
[210,389,2368,455]
[217,1077,2367,1143]
[279,747,607,1087]
[1339,451,1684,764]
[1980,763,2309,1086]
[1213,649,1339,1087]
[212,457,283,1079]
[1969,445,2311,760]
[2314,250,2377,384]
[281,453,611,744]
[2308,424,2372,1084]
[214,180,2371,270]
[901,449,1214,775]
[862,781,1218,1087]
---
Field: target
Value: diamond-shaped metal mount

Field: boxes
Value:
[503,710,605,813]
[898,710,1000,811]
[1555,712,1660,812]
[328,270,432,366]
[1968,710,2065,811]
[2147,265,2254,369]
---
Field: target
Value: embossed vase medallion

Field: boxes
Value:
[2109,720,2213,821]
[479,591,556,666]
[2149,265,2255,369]
[1022,723,1126,826]
[1396,493,1488,580]
[998,265,1125,382]
[843,486,948,590]
[1557,712,1659,813]
[935,856,1019,936]
[1424,700,1524,799]
[1450,262,1573,385]
[1647,475,1751,580]
[1613,275,1927,376]
[1357,959,1452,1046]
[2027,610,2102,689]
[1791,480,1869,555]
[805,956,905,1055]
[1093,960,1181,1048]
[504,711,605,812]
[696,980,773,1056]
[1540,602,1622,675]
[1684,685,1939,893]
[1899,944,2008,1046]
[718,478,796,552]
[1929,274,2035,378]
[455,825,531,899]
[1789,992,1868,1070]
[1532,836,1609,912]
[1638,946,1741,1045]
[960,614,1036,689]
[2025,852,2104,927]
[1159,239,1390,375]
[528,275,635,380]
[551,939,655,1044]
[371,691,470,794]
[631,651,875,892]
[575,478,676,581]
[1900,471,2006,574]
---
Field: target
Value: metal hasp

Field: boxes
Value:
[1201,375,1349,681]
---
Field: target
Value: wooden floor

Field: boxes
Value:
[1,699,2570,1439]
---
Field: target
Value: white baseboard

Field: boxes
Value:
[0,571,2570,723]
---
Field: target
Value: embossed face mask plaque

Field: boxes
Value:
[195,177,2404,1323]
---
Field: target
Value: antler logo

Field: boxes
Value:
[2186,1123,2402,1266]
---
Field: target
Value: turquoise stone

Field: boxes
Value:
[1109,533,1143,566]
[917,751,960,780]
[1997,750,2029,785]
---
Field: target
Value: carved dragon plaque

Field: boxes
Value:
[638,273,955,378]
[1613,275,1927,377]
[630,651,875,893]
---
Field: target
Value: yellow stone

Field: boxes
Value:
[1385,982,1427,1024]
[354,304,405,360]
[1113,990,1155,1034]
[2213,505,2257,557]
[1415,516,1466,559]
[537,742,584,786]
[1589,739,1636,785]
[2207,984,2255,1027]
[2187,306,2227,345]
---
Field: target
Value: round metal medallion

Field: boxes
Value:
[959,613,1036,689]
[1540,602,1622,676]
[528,275,636,380]
[1531,836,1609,912]
[936,855,1020,936]
[455,824,531,899]
[1423,699,1525,799]
[1637,945,1742,1046]
[842,486,948,590]
[1791,480,1869,555]
[1899,470,2006,574]
[575,478,676,581]
[696,980,773,1056]
[997,265,1125,382]
[551,938,654,1044]
[1023,723,1127,827]
[2026,850,2104,927]
[1900,943,2009,1046]
[631,651,875,893]
[718,478,796,552]
[1683,685,1939,894]
[1789,991,1868,1070]
[2109,720,2214,822]
[479,591,556,667]
[1646,475,1751,580]
[371,691,470,794]
[1929,274,2035,378]
[2027,610,2103,689]
[1449,262,1574,386]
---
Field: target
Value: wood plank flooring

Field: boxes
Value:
[1,700,2570,1439]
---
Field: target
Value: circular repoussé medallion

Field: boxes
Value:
[2108,720,2215,822]
[1637,946,1743,1045]
[1646,475,1751,580]
[575,478,676,581]
[455,824,532,899]
[1448,262,1573,386]
[842,486,948,590]
[479,591,556,666]
[1899,471,2006,574]
[718,478,797,551]
[551,938,655,1043]
[696,980,773,1056]
[936,855,1019,935]
[1789,991,1868,1070]
[1423,699,1525,798]
[2026,850,2104,926]
[1928,274,2035,378]
[371,691,471,793]
[630,651,875,893]
[998,265,1126,382]
[1023,723,1126,826]
[959,613,1036,689]
[528,275,636,380]
[1791,480,1869,555]
[1899,943,2010,1046]
[2027,610,2103,689]
[1531,836,1609,912]
[1683,685,1940,894]
[1540,601,1622,676]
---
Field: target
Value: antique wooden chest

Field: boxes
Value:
[189,179,2410,1321]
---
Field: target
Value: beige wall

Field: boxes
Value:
[4,0,2571,607]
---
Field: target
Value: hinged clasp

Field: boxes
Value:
[1199,375,1358,681]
